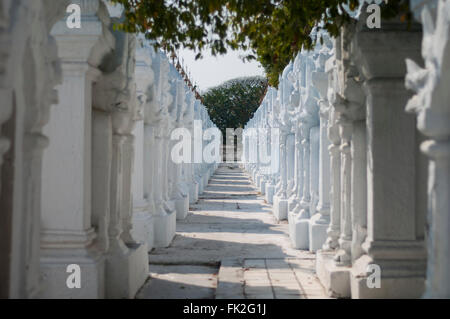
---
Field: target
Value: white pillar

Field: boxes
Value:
[93,20,148,299]
[309,56,332,252]
[132,41,155,252]
[288,126,301,212]
[0,0,67,299]
[350,9,426,298]
[334,119,352,266]
[309,106,331,251]
[40,0,112,298]
[289,121,313,249]
[286,133,296,198]
[323,108,341,251]
[146,51,176,248]
[273,132,288,220]
[350,119,367,262]
[170,73,189,220]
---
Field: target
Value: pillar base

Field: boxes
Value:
[316,250,351,298]
[273,195,288,221]
[259,180,266,195]
[203,172,209,189]
[308,214,328,252]
[105,242,149,299]
[265,184,275,204]
[153,207,176,248]
[256,174,262,189]
[288,211,309,249]
[350,253,425,298]
[287,196,298,212]
[40,245,105,299]
[175,195,189,220]
[198,178,205,195]
[132,201,154,252]
[189,182,199,204]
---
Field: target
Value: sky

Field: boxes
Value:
[177,48,265,92]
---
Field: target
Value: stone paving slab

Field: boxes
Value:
[215,259,245,299]
[139,164,329,299]
[136,264,218,299]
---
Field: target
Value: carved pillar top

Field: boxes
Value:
[135,40,155,122]
[93,15,137,135]
[327,108,341,146]
[175,78,187,128]
[51,0,115,68]
[353,4,422,81]
[166,64,180,131]
[278,62,294,131]
[28,1,71,136]
[312,61,330,121]
[330,23,366,123]
[183,90,195,129]
[144,49,172,126]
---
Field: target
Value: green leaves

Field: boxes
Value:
[202,76,268,135]
[111,0,409,87]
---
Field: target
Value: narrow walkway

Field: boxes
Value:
[137,164,328,299]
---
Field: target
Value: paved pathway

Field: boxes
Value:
[137,164,329,299]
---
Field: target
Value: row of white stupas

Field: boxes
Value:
[243,0,450,298]
[0,0,218,298]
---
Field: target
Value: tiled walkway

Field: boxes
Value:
[137,164,329,299]
[243,258,327,299]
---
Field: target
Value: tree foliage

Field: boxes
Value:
[201,76,268,136]
[111,0,410,87]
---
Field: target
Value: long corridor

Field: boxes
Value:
[137,164,329,299]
